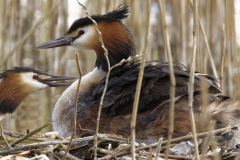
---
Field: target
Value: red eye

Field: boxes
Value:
[78,30,85,36]
[32,75,38,80]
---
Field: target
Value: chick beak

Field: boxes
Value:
[36,37,74,49]
[39,75,77,87]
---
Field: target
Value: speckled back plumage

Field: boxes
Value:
[78,57,221,116]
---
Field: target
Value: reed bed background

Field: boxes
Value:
[0,0,239,136]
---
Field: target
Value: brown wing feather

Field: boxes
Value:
[84,60,220,116]
[76,93,233,144]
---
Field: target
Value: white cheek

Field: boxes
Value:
[20,73,48,92]
[72,36,91,49]
[71,25,96,49]
[27,82,48,92]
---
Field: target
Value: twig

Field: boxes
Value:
[2,131,61,143]
[198,19,218,79]
[0,123,11,148]
[131,0,151,159]
[96,147,114,155]
[63,53,82,159]
[188,0,218,79]
[157,1,176,159]
[180,1,187,64]
[76,2,110,159]
[200,120,215,160]
[155,137,163,160]
[0,123,50,150]
[98,135,128,143]
[3,131,27,138]
[220,24,225,92]
[187,0,200,159]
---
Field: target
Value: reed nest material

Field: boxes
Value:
[0,127,239,159]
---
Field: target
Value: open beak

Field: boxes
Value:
[36,37,74,49]
[39,75,77,87]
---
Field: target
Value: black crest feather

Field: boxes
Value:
[0,67,50,79]
[67,5,130,34]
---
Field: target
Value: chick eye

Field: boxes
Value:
[78,30,85,36]
[32,75,38,80]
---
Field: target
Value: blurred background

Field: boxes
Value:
[0,0,239,133]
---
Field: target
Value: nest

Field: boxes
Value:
[0,124,240,160]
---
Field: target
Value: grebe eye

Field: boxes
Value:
[78,30,85,36]
[32,75,38,80]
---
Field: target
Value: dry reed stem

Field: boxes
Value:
[180,1,187,64]
[0,1,63,67]
[0,123,50,150]
[198,19,218,78]
[0,123,11,149]
[3,131,26,138]
[157,1,176,159]
[224,1,238,96]
[155,137,163,160]
[57,151,82,160]
[2,131,59,142]
[145,152,193,160]
[187,0,200,159]
[77,2,110,159]
[188,0,218,79]
[211,130,221,160]
[96,147,114,155]
[98,134,128,143]
[199,75,209,136]
[220,24,225,91]
[200,121,215,160]
[0,135,95,155]
[63,53,82,160]
[131,0,151,159]
[100,127,233,159]
[188,1,200,160]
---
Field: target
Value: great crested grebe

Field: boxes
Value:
[37,6,240,148]
[0,67,75,147]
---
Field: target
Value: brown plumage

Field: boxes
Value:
[36,5,240,148]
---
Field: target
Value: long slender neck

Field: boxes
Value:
[54,67,107,108]
[95,22,136,72]
[0,78,27,114]
[52,67,107,137]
